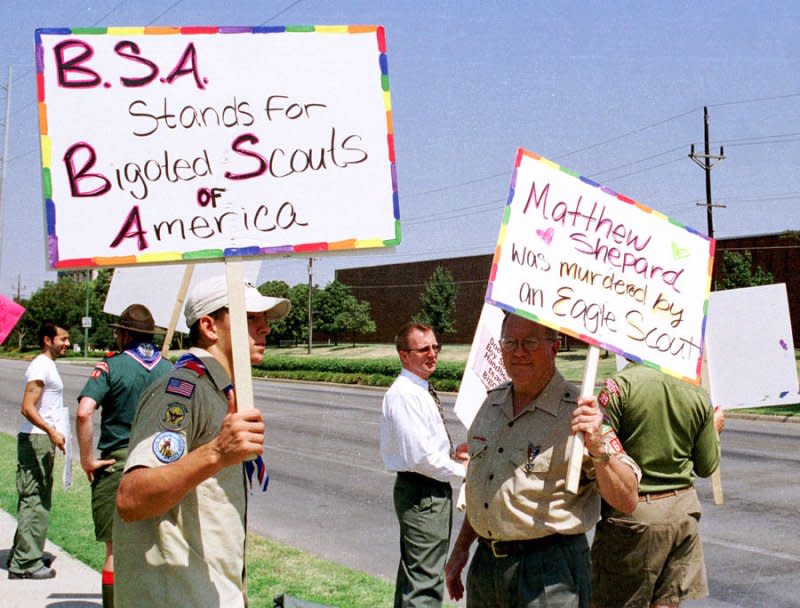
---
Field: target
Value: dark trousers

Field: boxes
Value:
[393,472,453,608]
[466,534,591,608]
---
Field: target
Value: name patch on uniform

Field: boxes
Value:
[152,431,185,463]
[161,403,189,431]
[165,377,195,399]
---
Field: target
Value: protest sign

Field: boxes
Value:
[487,149,715,383]
[0,294,25,345]
[104,262,262,334]
[454,303,509,428]
[705,283,799,409]
[35,26,398,269]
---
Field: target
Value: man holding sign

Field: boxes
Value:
[113,276,289,608]
[590,364,723,608]
[445,313,640,607]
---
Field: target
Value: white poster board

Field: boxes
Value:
[454,303,509,428]
[36,26,398,269]
[487,149,715,383]
[104,262,262,334]
[705,283,799,409]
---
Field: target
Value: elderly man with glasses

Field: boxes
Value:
[445,312,641,608]
[380,321,469,608]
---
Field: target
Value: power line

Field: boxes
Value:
[259,0,305,25]
[146,0,186,26]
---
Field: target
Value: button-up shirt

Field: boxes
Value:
[465,372,599,540]
[380,368,465,484]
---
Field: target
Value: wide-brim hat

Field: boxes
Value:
[108,304,164,335]
[184,275,291,327]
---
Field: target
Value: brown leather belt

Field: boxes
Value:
[478,534,578,558]
[638,486,694,503]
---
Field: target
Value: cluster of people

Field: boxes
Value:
[7,285,722,608]
[381,313,724,608]
[7,276,291,608]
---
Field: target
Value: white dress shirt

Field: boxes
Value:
[380,368,465,484]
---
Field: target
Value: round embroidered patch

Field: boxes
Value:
[161,402,189,431]
[152,431,185,464]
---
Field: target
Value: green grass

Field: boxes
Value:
[0,432,420,608]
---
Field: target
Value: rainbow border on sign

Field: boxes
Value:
[35,25,400,269]
[485,148,716,383]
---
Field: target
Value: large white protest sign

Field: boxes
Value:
[705,283,799,409]
[36,26,398,270]
[487,149,715,382]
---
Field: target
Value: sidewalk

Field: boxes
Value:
[0,509,101,608]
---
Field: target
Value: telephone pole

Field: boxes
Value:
[689,106,726,238]
[0,66,12,271]
[307,257,313,354]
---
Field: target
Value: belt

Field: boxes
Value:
[477,534,575,558]
[638,486,694,503]
[396,471,450,488]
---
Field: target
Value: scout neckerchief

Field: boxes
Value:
[173,353,270,494]
[123,341,163,371]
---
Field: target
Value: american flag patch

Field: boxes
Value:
[165,377,195,398]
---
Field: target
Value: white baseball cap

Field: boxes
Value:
[184,275,291,327]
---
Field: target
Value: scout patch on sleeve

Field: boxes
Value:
[90,361,109,379]
[604,378,621,396]
[152,431,186,463]
[161,402,189,431]
[165,377,195,399]
[598,391,610,407]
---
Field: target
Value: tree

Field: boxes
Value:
[414,266,458,336]
[718,251,774,290]
[336,295,377,346]
[316,280,355,346]
[19,277,86,350]
[259,280,291,344]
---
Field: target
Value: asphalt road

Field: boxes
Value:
[0,358,798,607]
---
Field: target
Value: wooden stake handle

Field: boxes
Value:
[225,262,254,411]
[566,345,600,494]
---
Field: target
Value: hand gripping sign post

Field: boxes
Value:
[36,26,399,410]
[486,149,715,493]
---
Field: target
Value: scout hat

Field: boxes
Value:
[109,304,164,335]
[184,275,291,327]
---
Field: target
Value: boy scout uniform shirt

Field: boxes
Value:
[465,372,600,541]
[114,347,247,608]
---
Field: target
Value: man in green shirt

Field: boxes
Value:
[76,304,171,608]
[590,363,724,608]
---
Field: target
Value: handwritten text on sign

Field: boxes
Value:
[36,27,398,268]
[487,150,714,382]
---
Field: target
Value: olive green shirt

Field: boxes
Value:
[465,372,600,541]
[598,363,720,493]
[114,348,246,608]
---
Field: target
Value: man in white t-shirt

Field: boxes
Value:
[8,321,70,580]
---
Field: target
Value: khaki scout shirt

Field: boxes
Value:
[114,348,246,608]
[465,372,600,541]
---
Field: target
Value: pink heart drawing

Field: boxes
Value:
[536,227,554,245]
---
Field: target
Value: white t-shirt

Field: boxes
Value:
[19,353,65,435]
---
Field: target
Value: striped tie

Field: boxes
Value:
[429,384,454,457]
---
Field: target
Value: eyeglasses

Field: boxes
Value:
[404,344,442,355]
[499,337,551,353]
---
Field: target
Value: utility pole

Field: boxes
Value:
[689,106,726,238]
[0,66,12,272]
[307,257,313,354]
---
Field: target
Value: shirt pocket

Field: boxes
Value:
[509,445,560,479]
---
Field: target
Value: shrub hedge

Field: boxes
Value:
[255,355,466,392]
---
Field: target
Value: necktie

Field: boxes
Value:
[225,385,269,493]
[429,384,454,457]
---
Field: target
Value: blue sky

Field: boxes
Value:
[1,1,798,297]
